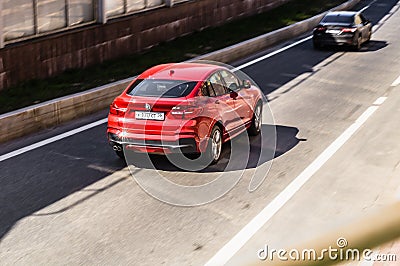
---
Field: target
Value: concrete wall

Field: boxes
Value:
[0,0,289,90]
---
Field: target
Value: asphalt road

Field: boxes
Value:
[1,0,400,265]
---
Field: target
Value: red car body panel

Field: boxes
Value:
[107,63,262,155]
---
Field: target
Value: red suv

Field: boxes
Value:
[107,62,263,164]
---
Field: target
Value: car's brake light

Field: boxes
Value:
[315,26,326,31]
[171,103,202,119]
[341,28,357,33]
[110,102,127,116]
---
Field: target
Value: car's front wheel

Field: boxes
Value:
[207,126,223,164]
[354,35,362,51]
[366,29,372,42]
[248,102,262,136]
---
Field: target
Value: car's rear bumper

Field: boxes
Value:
[107,112,204,154]
[107,132,199,154]
[313,34,356,46]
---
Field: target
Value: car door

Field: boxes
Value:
[354,14,367,41]
[219,70,252,125]
[359,13,371,41]
[206,72,238,132]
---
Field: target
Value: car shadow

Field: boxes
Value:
[0,124,127,240]
[131,124,302,172]
[318,40,388,52]
[360,40,389,52]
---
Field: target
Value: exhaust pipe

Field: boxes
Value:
[113,145,122,152]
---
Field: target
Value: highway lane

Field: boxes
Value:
[1,0,400,264]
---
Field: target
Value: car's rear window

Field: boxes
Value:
[126,79,198,98]
[321,14,354,24]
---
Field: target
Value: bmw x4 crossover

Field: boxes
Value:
[107,62,263,164]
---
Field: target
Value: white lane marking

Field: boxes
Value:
[205,100,383,266]
[359,5,370,13]
[233,36,313,71]
[373,96,387,105]
[0,118,108,162]
[381,13,391,22]
[359,0,377,13]
[391,75,400,87]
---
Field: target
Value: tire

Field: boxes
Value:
[206,126,223,165]
[354,35,362,51]
[248,102,262,136]
[115,149,125,159]
[366,30,372,43]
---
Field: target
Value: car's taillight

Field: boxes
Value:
[171,103,202,119]
[315,26,326,31]
[110,102,127,116]
[341,28,357,33]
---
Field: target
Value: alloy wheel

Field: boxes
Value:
[211,128,222,161]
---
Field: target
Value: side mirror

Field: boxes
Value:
[230,91,238,99]
[242,80,251,89]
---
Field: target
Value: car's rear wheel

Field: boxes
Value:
[115,149,125,159]
[354,35,362,51]
[248,102,262,136]
[366,29,372,42]
[207,126,222,164]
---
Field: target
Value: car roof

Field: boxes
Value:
[137,62,224,81]
[324,11,358,17]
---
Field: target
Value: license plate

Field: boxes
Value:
[135,111,165,121]
[326,29,341,34]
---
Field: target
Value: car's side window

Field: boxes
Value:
[220,70,240,91]
[208,72,228,96]
[360,14,368,24]
[200,81,215,97]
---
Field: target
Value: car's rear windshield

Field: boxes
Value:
[321,14,354,24]
[126,79,198,98]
